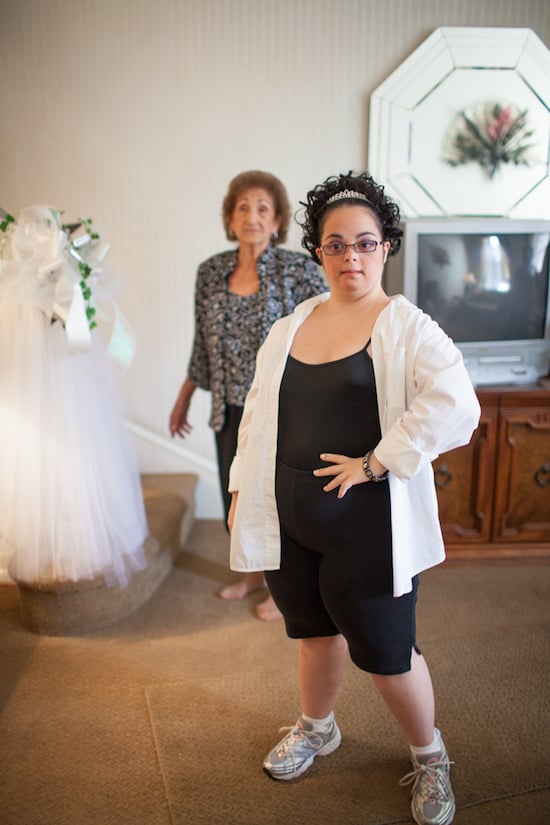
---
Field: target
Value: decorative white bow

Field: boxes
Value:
[0,205,135,372]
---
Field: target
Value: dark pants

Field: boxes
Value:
[266,460,419,675]
[214,404,243,526]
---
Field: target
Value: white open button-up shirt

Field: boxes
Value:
[229,293,481,597]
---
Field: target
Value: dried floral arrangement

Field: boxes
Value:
[443,102,535,179]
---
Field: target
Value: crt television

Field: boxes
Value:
[403,218,550,386]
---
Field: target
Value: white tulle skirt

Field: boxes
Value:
[0,302,148,587]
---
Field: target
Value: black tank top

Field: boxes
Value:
[277,345,382,470]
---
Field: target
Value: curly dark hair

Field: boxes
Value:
[222,170,291,244]
[298,171,403,264]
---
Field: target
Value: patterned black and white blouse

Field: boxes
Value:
[187,244,327,431]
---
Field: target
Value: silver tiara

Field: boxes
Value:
[326,189,369,205]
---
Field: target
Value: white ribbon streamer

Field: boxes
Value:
[65,283,92,354]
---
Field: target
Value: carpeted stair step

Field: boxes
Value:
[14,473,198,636]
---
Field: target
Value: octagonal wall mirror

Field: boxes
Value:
[368,27,550,218]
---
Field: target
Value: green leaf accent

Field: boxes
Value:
[0,213,15,233]
[68,216,101,332]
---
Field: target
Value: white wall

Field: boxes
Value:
[1,0,549,517]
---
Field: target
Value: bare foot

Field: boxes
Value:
[217,571,265,600]
[255,595,283,622]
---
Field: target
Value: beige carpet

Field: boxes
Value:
[1,518,549,825]
[145,625,550,825]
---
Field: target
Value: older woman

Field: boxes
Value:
[227,172,480,824]
[169,170,326,621]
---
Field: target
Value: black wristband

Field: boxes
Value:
[362,450,389,482]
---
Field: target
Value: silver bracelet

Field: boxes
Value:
[362,450,389,482]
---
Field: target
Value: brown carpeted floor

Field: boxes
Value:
[1,519,549,825]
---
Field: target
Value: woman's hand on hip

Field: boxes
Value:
[313,453,368,499]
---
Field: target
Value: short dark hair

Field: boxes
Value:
[299,171,403,264]
[222,170,291,244]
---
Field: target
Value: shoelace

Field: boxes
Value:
[275,724,326,765]
[399,757,455,802]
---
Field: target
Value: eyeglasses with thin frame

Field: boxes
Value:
[320,239,384,256]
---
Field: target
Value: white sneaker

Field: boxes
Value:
[263,717,342,780]
[399,743,456,825]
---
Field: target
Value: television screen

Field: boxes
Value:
[403,219,550,385]
[416,231,550,344]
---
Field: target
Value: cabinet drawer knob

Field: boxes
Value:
[435,464,452,489]
[534,463,550,489]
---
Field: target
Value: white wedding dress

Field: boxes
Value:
[0,207,147,587]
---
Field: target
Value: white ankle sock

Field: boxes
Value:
[301,711,334,732]
[410,728,443,761]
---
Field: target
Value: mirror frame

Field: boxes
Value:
[368,27,550,218]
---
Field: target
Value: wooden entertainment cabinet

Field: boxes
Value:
[434,383,550,562]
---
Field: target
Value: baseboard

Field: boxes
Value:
[127,421,223,519]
